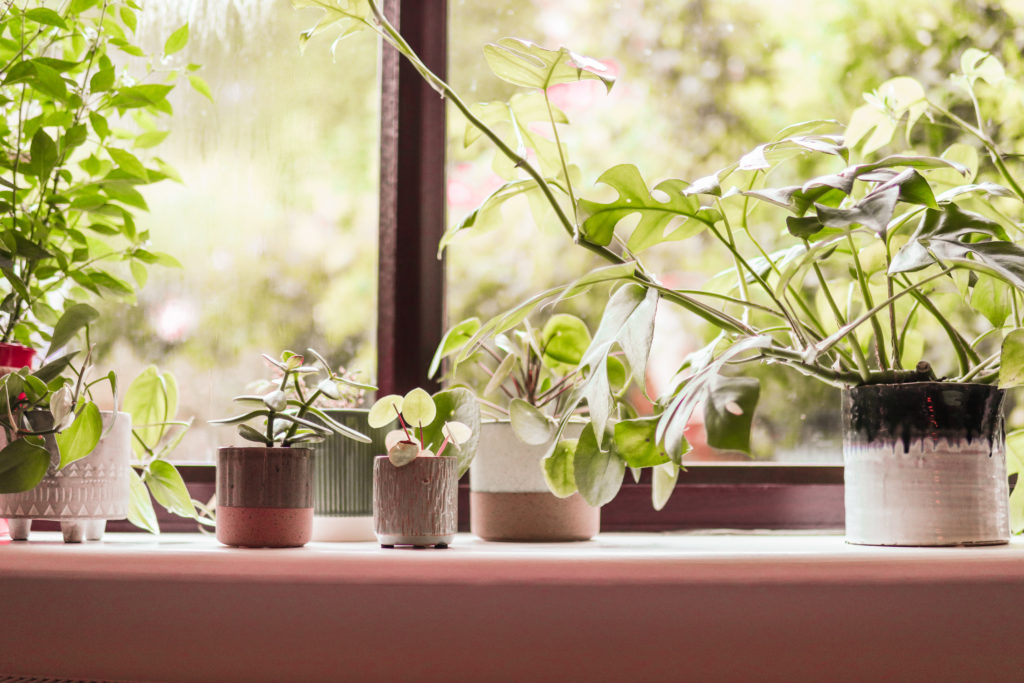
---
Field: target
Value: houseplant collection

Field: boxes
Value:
[300,1,1024,545]
[210,349,373,547]
[367,387,479,548]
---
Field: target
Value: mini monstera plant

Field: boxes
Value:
[300,3,1024,514]
[211,349,375,447]
[368,387,480,472]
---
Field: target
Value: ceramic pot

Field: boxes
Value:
[216,447,314,548]
[0,411,132,543]
[842,382,1009,546]
[373,455,457,548]
[0,342,34,375]
[0,342,33,539]
[311,409,386,542]
[471,421,598,541]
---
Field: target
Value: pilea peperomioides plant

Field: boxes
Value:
[368,387,476,468]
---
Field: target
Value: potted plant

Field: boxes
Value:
[0,2,194,366]
[210,349,372,548]
[367,387,479,548]
[246,352,380,542]
[430,313,634,541]
[301,4,1024,545]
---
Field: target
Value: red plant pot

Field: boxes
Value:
[0,342,34,374]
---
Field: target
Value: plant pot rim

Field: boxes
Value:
[219,445,314,454]
[849,380,997,390]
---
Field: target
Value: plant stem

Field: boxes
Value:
[844,230,889,369]
[543,91,579,233]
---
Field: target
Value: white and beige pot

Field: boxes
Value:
[842,382,1008,546]
[0,411,132,543]
[471,421,599,542]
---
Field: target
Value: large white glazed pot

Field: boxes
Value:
[471,421,599,541]
[0,410,132,543]
[842,382,1008,546]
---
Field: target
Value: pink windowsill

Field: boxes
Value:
[2,531,1023,682]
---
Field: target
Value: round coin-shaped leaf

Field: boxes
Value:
[368,394,404,428]
[401,387,436,427]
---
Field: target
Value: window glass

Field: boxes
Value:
[445,0,1021,463]
[94,1,381,461]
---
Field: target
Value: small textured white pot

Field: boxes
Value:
[843,383,1008,547]
[471,421,599,542]
[0,410,132,543]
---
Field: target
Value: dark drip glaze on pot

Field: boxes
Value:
[843,382,1004,454]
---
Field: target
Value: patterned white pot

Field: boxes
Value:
[842,383,1008,546]
[0,410,132,543]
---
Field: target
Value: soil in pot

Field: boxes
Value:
[842,382,1009,547]
[373,455,457,548]
[471,421,598,542]
[217,447,314,548]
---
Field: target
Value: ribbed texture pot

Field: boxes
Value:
[216,446,314,548]
[373,456,457,547]
[0,410,132,543]
[842,382,1009,546]
[311,409,387,541]
[471,421,598,541]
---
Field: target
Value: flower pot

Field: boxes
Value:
[216,447,314,548]
[0,411,132,543]
[0,342,34,375]
[373,455,457,548]
[842,382,1009,546]
[471,421,598,542]
[311,409,386,542]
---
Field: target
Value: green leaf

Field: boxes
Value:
[401,388,436,427]
[428,317,480,378]
[368,394,403,428]
[999,329,1024,389]
[145,459,196,518]
[971,274,1011,328]
[483,38,614,93]
[652,461,680,511]
[237,423,272,445]
[509,398,554,445]
[613,417,671,468]
[572,423,625,507]
[703,376,760,453]
[47,303,99,356]
[0,437,51,493]
[90,67,115,93]
[124,366,178,458]
[108,148,149,181]
[56,402,103,468]
[579,165,709,249]
[540,314,590,368]
[28,129,58,179]
[25,7,68,28]
[542,438,578,497]
[164,24,190,56]
[127,467,159,534]
[188,74,213,102]
[109,84,174,110]
[388,440,420,466]
[419,387,480,476]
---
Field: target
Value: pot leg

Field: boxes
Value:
[85,519,106,541]
[8,518,31,541]
[61,520,87,543]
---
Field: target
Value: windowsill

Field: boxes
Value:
[3,531,1023,682]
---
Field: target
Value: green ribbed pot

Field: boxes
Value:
[311,409,388,541]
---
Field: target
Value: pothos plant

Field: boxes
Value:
[123,365,214,533]
[300,3,1024,513]
[210,349,375,447]
[0,1,209,348]
[367,387,481,474]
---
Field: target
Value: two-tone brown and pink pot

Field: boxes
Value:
[216,447,314,548]
[471,421,599,542]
